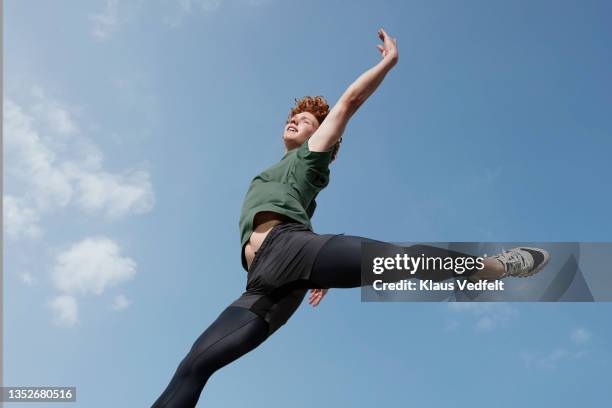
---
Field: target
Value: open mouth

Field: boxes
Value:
[287,126,298,133]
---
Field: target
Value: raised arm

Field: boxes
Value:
[308,28,399,153]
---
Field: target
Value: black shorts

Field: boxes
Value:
[230,221,342,335]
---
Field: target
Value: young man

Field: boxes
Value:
[151,28,549,407]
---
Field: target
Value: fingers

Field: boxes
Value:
[314,291,322,306]
[308,289,325,307]
[308,289,320,306]
[376,28,398,65]
[378,28,397,47]
[378,28,391,42]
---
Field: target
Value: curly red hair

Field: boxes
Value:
[287,95,342,162]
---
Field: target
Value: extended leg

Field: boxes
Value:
[151,306,269,408]
[309,235,502,289]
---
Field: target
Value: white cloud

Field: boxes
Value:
[19,271,37,285]
[244,0,274,6]
[571,328,591,345]
[71,168,155,218]
[448,302,518,332]
[89,0,120,40]
[87,0,270,32]
[49,295,79,327]
[161,0,221,27]
[520,327,593,370]
[196,0,221,12]
[3,195,43,240]
[51,237,137,296]
[444,320,460,332]
[30,85,80,137]
[160,0,274,27]
[520,348,581,370]
[4,87,155,240]
[5,99,74,211]
[111,294,132,310]
[46,236,138,326]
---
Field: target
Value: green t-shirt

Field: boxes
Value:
[239,138,333,271]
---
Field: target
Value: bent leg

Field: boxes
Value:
[309,235,484,289]
[151,306,269,408]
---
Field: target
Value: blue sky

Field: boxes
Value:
[4,0,612,407]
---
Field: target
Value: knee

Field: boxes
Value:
[185,348,218,382]
[173,354,204,383]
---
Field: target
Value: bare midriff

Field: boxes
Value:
[244,211,292,271]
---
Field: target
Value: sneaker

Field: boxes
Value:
[493,247,550,278]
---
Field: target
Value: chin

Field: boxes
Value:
[284,132,303,145]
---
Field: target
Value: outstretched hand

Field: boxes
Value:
[376,28,398,66]
[308,288,328,307]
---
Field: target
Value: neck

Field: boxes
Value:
[284,139,305,154]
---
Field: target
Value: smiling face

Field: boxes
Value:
[283,111,320,151]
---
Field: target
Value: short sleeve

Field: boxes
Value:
[294,139,333,189]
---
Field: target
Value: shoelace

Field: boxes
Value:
[495,249,533,276]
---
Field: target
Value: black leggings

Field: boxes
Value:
[151,235,479,407]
